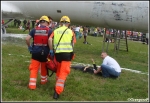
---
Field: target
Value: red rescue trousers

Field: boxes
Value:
[28,59,47,89]
[55,61,71,94]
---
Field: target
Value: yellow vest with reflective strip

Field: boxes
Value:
[80,28,83,33]
[53,26,73,53]
[138,32,140,36]
[94,28,97,32]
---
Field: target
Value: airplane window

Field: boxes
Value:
[57,10,61,13]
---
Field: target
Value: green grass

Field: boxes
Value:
[2,27,149,101]
[6,27,29,34]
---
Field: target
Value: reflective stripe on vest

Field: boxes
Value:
[53,42,71,46]
[53,26,73,53]
[34,27,49,46]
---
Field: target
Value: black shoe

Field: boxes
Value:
[53,91,59,99]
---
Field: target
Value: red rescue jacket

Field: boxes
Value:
[34,27,49,46]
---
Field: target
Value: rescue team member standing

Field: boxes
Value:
[26,15,53,90]
[48,16,76,99]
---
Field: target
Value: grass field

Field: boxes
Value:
[2,27,149,101]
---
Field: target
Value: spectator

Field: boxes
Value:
[35,19,40,27]
[74,25,80,39]
[47,16,53,29]
[18,25,24,30]
[23,20,31,32]
[31,20,36,28]
[2,19,4,25]
[14,19,17,27]
[88,27,90,34]
[93,27,98,37]
[79,26,83,38]
[18,20,21,27]
[83,26,88,44]
[23,19,27,28]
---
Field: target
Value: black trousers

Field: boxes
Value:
[55,52,74,63]
[32,52,48,62]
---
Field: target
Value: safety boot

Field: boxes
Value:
[28,85,36,90]
[53,90,59,99]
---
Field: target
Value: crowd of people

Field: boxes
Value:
[14,18,58,32]
[2,18,148,45]
[16,19,105,45]
[3,17,118,44]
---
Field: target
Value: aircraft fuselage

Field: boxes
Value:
[1,1,149,33]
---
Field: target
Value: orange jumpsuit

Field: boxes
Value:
[49,28,76,94]
[28,26,53,90]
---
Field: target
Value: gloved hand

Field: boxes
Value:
[49,50,54,57]
[28,46,32,53]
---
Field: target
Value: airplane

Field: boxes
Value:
[1,1,149,35]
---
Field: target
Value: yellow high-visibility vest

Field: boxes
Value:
[53,26,73,53]
[138,32,141,36]
[94,28,97,32]
[80,28,83,33]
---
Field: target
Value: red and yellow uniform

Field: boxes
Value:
[26,15,53,90]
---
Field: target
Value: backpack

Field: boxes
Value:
[46,55,57,77]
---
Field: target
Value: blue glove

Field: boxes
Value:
[28,46,32,53]
[49,50,54,57]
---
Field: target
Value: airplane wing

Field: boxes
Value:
[1,1,149,33]
[2,1,24,19]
